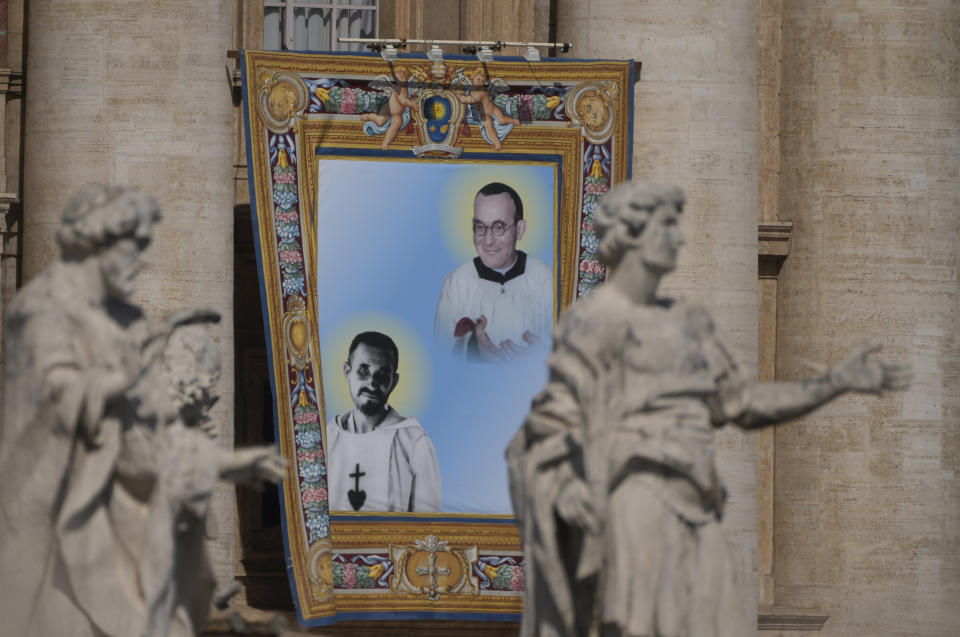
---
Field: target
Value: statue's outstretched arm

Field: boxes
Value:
[733,344,911,430]
[218,445,286,486]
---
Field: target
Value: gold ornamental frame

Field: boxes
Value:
[242,50,634,626]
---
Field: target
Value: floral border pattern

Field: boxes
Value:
[269,130,330,544]
[578,141,612,297]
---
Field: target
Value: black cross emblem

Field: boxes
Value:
[347,463,366,511]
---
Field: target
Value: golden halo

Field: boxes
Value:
[439,163,556,265]
[320,314,431,421]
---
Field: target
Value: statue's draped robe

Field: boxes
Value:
[508,287,749,637]
[0,266,216,637]
[130,419,220,637]
[0,264,146,636]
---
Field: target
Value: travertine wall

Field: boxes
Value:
[557,0,760,631]
[775,2,960,635]
[21,0,238,586]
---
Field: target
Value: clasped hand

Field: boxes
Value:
[474,314,543,362]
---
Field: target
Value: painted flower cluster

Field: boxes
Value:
[308,78,388,115]
[332,556,391,590]
[578,152,610,297]
[492,91,565,122]
[271,139,306,298]
[476,557,525,591]
[293,402,328,542]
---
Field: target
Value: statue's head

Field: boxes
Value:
[56,185,161,300]
[162,323,222,426]
[594,182,685,271]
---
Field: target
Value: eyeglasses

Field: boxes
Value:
[472,220,516,237]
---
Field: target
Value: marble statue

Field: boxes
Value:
[506,182,911,637]
[0,185,284,637]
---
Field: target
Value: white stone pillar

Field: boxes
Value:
[775,3,960,635]
[22,0,237,585]
[557,0,759,631]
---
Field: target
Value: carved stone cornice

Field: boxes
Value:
[0,69,24,96]
[758,605,829,631]
[758,220,793,278]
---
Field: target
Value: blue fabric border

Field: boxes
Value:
[240,52,304,623]
[329,513,520,524]
[302,611,524,627]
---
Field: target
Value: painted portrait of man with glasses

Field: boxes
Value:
[434,182,554,362]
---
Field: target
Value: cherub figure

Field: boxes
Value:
[361,66,416,151]
[459,69,520,150]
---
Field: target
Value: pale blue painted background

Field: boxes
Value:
[315,158,556,514]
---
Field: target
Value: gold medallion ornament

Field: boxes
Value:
[283,296,310,371]
[257,71,310,133]
[568,80,620,144]
[306,539,335,603]
[389,535,479,600]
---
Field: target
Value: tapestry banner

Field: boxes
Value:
[242,50,634,626]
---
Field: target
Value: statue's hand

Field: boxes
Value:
[82,365,142,438]
[830,344,912,395]
[220,446,287,486]
[97,366,139,402]
[198,417,219,440]
[555,479,599,534]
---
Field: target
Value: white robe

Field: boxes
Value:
[327,412,442,513]
[434,251,554,353]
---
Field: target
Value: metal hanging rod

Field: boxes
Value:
[338,38,572,53]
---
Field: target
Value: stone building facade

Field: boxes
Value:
[0,1,956,636]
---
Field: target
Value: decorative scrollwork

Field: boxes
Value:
[258,71,310,133]
[306,539,335,603]
[412,88,465,157]
[282,296,310,371]
[568,80,620,144]
[389,535,479,600]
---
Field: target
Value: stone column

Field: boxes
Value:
[775,3,960,636]
[557,0,760,631]
[21,0,237,585]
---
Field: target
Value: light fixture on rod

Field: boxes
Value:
[367,39,406,62]
[426,44,444,64]
[339,38,573,58]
